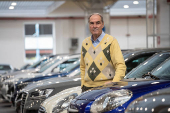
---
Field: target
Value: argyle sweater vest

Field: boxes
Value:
[80,34,126,88]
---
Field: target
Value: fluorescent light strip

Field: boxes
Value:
[133,1,139,4]
[9,6,14,9]
[124,5,129,8]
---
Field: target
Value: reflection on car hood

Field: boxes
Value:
[2,68,35,77]
[20,76,81,92]
[3,72,41,83]
[76,80,170,100]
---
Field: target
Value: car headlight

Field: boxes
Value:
[52,93,78,113]
[90,89,132,113]
[30,89,53,98]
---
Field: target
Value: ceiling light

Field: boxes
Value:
[9,6,14,9]
[11,2,17,6]
[133,1,139,4]
[124,5,129,8]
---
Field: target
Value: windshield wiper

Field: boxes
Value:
[142,72,160,80]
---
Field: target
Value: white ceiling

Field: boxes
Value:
[0,0,147,17]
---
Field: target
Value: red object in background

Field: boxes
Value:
[148,14,153,18]
[157,36,160,45]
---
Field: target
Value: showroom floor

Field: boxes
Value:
[0,96,15,113]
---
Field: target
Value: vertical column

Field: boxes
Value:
[157,0,170,47]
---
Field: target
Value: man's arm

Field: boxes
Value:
[110,39,126,82]
[80,46,85,88]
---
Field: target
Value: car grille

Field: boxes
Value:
[21,92,28,113]
[38,106,46,113]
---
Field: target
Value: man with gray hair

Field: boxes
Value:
[80,13,126,92]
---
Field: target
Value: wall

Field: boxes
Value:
[110,17,146,49]
[0,17,146,68]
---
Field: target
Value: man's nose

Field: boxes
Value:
[93,23,97,27]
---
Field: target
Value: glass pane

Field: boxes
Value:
[126,53,170,78]
[152,58,170,79]
[25,24,35,35]
[39,24,52,35]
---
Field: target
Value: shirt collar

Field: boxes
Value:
[91,31,105,42]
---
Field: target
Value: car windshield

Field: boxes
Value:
[151,58,170,80]
[37,56,62,73]
[0,65,11,70]
[28,56,56,69]
[125,53,170,78]
[60,59,80,73]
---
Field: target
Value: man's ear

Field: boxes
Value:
[102,22,104,28]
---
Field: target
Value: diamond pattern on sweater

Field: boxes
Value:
[102,63,115,79]
[87,62,101,81]
[82,46,87,58]
[103,44,111,62]
[87,46,102,60]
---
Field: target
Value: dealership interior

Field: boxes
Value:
[0,0,170,113]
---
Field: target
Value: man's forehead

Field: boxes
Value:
[89,14,102,22]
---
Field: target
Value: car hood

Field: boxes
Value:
[2,68,35,77]
[3,72,42,83]
[76,79,170,101]
[20,76,81,92]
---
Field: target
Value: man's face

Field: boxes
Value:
[89,14,104,36]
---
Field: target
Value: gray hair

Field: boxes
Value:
[88,13,104,23]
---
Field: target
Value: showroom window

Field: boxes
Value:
[24,23,54,63]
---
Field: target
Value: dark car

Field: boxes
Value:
[125,58,170,113]
[125,87,170,113]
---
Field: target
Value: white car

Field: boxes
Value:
[1,54,80,101]
[39,86,82,113]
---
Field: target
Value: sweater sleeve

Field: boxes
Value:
[80,45,85,88]
[110,39,126,82]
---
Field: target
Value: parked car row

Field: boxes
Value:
[0,48,170,113]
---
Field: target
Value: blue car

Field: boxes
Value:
[66,56,170,113]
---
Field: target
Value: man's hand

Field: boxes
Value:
[104,81,113,85]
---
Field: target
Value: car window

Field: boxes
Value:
[66,68,80,77]
[37,57,62,73]
[0,65,11,70]
[125,53,170,78]
[152,58,170,80]
[52,58,79,73]
[125,53,154,73]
